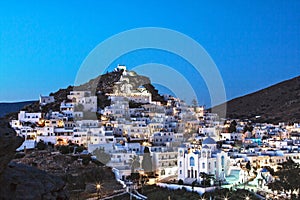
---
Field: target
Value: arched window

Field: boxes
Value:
[221,155,225,167]
[179,150,183,157]
[190,157,195,166]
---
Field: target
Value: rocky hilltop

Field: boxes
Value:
[5,69,165,119]
[213,75,300,123]
[0,120,68,199]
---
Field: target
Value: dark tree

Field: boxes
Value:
[178,179,184,185]
[268,158,300,192]
[36,140,46,150]
[228,120,237,133]
[200,172,214,187]
[82,156,91,165]
[246,161,251,175]
[243,124,254,133]
[59,145,70,154]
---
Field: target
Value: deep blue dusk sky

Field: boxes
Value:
[0,1,299,106]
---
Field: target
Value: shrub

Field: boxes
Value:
[178,179,184,185]
[36,140,46,150]
[59,145,70,154]
[82,157,91,165]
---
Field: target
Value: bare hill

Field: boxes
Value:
[213,76,300,123]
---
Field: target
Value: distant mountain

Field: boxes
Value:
[213,76,300,123]
[0,101,36,117]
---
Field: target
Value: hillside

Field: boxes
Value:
[4,70,165,119]
[213,76,300,123]
[0,101,36,117]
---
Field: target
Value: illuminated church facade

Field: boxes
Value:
[177,137,230,183]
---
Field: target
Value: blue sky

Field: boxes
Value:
[0,1,299,106]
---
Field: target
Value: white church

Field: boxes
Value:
[177,136,230,184]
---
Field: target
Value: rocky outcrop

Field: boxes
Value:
[0,120,23,174]
[0,120,68,199]
[0,162,68,200]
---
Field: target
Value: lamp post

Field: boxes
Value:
[96,183,101,200]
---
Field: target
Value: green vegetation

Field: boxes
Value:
[202,173,214,187]
[228,120,237,133]
[268,158,300,196]
[202,188,260,200]
[137,186,260,200]
[57,144,87,154]
[246,161,251,175]
[129,100,145,108]
[36,140,47,150]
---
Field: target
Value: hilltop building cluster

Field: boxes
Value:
[9,66,300,198]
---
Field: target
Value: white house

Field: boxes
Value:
[39,95,55,106]
[18,111,42,123]
[151,150,178,179]
[220,132,243,141]
[152,132,174,146]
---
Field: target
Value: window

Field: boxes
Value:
[208,162,211,169]
[179,150,183,157]
[190,157,195,166]
[202,162,205,169]
[179,161,182,167]
[180,170,182,174]
[221,156,225,167]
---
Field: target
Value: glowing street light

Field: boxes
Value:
[96,183,102,199]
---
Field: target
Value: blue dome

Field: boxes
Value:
[261,168,269,173]
[202,137,216,145]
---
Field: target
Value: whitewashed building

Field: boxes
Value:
[177,137,230,184]
[18,111,42,123]
[39,95,55,106]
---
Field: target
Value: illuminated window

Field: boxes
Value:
[190,157,195,166]
[221,156,225,167]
